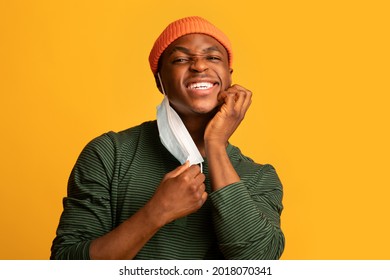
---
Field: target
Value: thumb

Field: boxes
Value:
[167,160,190,178]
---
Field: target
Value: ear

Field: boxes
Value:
[228,68,234,84]
[154,74,163,94]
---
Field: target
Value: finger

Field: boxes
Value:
[229,85,251,109]
[217,90,228,104]
[195,189,208,207]
[233,89,246,110]
[218,87,236,101]
[224,91,236,111]
[194,171,206,185]
[168,160,190,178]
[181,163,202,179]
[220,85,251,114]
[231,85,251,100]
[237,89,252,116]
[195,175,206,191]
[242,91,252,114]
[230,84,249,92]
[200,191,208,204]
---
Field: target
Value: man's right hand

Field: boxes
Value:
[149,161,207,226]
[90,161,207,259]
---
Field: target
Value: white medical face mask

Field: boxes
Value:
[156,73,204,170]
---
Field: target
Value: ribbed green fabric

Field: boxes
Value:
[51,121,284,259]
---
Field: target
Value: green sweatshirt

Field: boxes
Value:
[51,120,284,259]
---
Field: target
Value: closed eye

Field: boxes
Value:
[207,56,222,61]
[172,57,190,64]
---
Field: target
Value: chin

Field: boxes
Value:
[192,103,220,116]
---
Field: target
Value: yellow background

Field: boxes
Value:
[1,0,389,259]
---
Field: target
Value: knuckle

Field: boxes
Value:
[193,191,201,200]
[182,175,191,184]
[179,171,192,181]
[189,183,197,191]
[228,110,239,118]
[194,164,201,172]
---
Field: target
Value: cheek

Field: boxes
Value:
[162,72,182,92]
[220,71,232,90]
[227,73,232,86]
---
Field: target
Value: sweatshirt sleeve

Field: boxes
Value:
[209,164,285,259]
[50,134,116,260]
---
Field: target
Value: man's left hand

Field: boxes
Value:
[204,84,252,146]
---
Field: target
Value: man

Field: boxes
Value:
[51,16,285,259]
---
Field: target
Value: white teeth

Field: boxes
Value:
[188,82,214,90]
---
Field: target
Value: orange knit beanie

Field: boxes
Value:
[149,16,233,75]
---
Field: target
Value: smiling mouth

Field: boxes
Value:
[187,82,219,90]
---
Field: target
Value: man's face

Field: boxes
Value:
[158,34,232,118]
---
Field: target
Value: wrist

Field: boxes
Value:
[205,140,239,191]
[142,199,167,229]
[205,140,228,155]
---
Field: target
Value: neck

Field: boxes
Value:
[180,113,213,157]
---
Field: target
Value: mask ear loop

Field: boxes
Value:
[157,72,166,96]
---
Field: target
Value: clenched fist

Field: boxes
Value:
[149,161,208,225]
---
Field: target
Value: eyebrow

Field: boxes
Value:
[168,46,222,56]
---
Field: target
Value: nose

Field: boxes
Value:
[190,57,208,73]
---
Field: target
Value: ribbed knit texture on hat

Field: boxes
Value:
[149,16,233,75]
